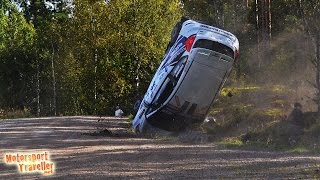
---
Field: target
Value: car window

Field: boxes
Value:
[193,39,234,58]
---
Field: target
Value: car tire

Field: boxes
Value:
[133,99,142,116]
[170,23,181,45]
[170,17,189,45]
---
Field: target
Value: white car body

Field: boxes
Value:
[133,18,239,133]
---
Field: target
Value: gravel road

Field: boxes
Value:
[1,117,319,179]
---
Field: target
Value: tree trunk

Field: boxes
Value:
[232,0,236,30]
[94,48,97,114]
[212,1,224,27]
[316,36,320,113]
[32,0,40,117]
[90,6,97,115]
[268,0,272,41]
[51,41,56,116]
[36,57,40,117]
[234,0,241,80]
[265,0,272,63]
[255,0,261,69]
[255,0,272,69]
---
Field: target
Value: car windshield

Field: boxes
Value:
[193,39,234,58]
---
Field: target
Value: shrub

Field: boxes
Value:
[0,108,32,119]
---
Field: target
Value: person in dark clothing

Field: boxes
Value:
[286,102,304,145]
[287,102,304,126]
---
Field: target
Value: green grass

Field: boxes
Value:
[289,146,309,153]
[220,85,261,97]
[218,138,244,147]
[127,114,134,123]
[271,85,287,93]
[264,108,285,117]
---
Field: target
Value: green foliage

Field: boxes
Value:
[0,0,183,116]
[0,108,32,119]
[0,0,319,122]
[0,0,36,109]
[183,0,217,23]
[66,0,182,115]
[218,137,244,147]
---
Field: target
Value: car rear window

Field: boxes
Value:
[193,39,234,58]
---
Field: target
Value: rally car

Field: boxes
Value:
[132,17,239,133]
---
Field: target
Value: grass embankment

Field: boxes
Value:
[0,108,32,119]
[204,84,320,152]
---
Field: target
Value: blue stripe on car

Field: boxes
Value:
[161,36,187,69]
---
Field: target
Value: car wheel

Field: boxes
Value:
[133,99,142,116]
[170,23,181,45]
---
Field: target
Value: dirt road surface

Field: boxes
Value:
[1,117,319,179]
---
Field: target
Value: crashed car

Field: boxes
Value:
[133,17,239,133]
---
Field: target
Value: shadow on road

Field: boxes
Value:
[0,117,319,179]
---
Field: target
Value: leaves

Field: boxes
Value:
[1,0,320,116]
[53,0,182,115]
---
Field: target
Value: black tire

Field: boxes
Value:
[170,22,182,46]
[170,16,189,44]
[133,99,142,116]
[166,17,189,54]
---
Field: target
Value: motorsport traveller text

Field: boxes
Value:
[4,151,54,175]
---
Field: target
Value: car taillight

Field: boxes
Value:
[234,49,239,64]
[185,35,196,52]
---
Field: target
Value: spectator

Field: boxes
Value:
[287,102,304,126]
[286,102,304,145]
[115,105,124,117]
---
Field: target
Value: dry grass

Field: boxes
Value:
[206,84,320,151]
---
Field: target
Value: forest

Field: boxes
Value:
[0,0,319,119]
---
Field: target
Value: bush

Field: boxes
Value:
[0,108,32,119]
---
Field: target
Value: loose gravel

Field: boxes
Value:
[0,117,319,179]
